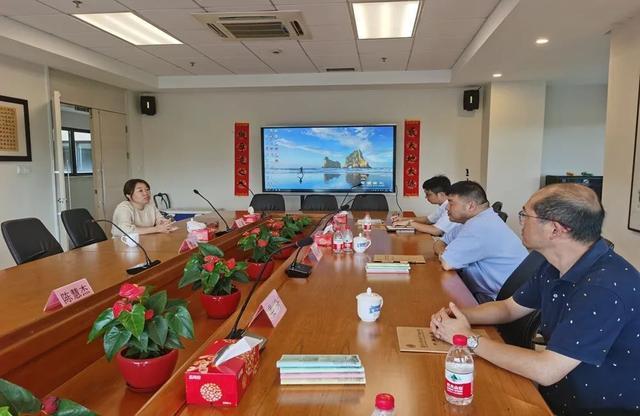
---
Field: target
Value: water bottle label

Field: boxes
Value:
[445,370,473,398]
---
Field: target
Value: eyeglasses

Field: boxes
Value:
[518,210,571,230]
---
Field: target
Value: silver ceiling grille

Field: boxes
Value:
[193,11,310,40]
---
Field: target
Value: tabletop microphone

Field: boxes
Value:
[91,219,161,275]
[285,236,314,278]
[238,181,255,197]
[339,183,363,211]
[193,189,230,236]
[227,237,314,340]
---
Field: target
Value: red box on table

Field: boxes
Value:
[243,213,261,223]
[191,228,215,242]
[185,339,260,407]
[313,231,333,247]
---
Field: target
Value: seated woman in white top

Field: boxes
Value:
[111,179,175,237]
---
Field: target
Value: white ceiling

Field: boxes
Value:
[0,0,639,89]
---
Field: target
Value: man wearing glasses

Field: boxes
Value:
[434,180,528,302]
[430,183,640,415]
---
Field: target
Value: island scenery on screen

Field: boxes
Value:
[262,125,395,193]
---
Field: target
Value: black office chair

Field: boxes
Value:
[1,218,63,265]
[495,251,547,349]
[250,193,285,211]
[301,195,338,211]
[349,194,389,211]
[492,201,508,223]
[61,208,107,249]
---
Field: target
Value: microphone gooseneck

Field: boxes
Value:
[193,189,231,232]
[91,219,161,275]
[227,237,313,339]
[339,183,363,211]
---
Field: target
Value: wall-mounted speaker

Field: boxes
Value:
[463,89,480,111]
[140,96,156,115]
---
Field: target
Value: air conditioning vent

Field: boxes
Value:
[326,68,356,72]
[193,11,310,40]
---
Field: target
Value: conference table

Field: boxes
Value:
[0,211,552,415]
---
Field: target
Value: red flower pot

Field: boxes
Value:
[247,260,275,281]
[116,348,178,393]
[273,245,296,260]
[199,288,241,319]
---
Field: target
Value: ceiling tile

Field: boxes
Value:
[408,49,461,70]
[359,52,409,71]
[357,39,412,54]
[94,45,189,74]
[272,0,345,4]
[0,0,58,15]
[422,0,500,20]
[170,29,223,44]
[198,0,274,9]
[300,40,356,56]
[243,41,317,72]
[54,30,132,48]
[412,37,470,52]
[193,43,256,59]
[138,8,204,31]
[141,44,204,59]
[277,3,351,26]
[93,45,155,60]
[309,54,360,71]
[306,24,354,41]
[212,56,274,74]
[415,17,485,39]
[117,0,203,10]
[38,0,128,13]
[11,14,96,34]
[162,56,231,74]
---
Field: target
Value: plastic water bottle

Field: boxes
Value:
[332,230,344,254]
[445,334,474,406]
[371,393,395,416]
[343,228,353,253]
[363,213,372,232]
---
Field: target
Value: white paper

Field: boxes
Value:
[213,336,262,366]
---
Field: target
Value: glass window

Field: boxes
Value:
[61,128,93,175]
[61,129,72,174]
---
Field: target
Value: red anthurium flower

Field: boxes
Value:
[250,228,261,235]
[119,283,145,301]
[202,262,215,272]
[225,258,236,270]
[41,396,59,415]
[257,239,268,248]
[203,255,219,264]
[112,299,132,318]
[270,231,279,237]
[272,221,284,231]
[242,231,250,237]
[144,309,154,320]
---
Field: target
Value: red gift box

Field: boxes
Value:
[191,228,210,242]
[242,213,261,224]
[185,339,260,407]
[313,231,333,247]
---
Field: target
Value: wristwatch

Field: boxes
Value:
[467,334,482,352]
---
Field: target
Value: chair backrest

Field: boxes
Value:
[250,193,285,211]
[496,250,547,349]
[61,208,108,249]
[497,211,508,222]
[349,194,389,211]
[1,218,63,265]
[301,194,338,211]
[491,201,503,212]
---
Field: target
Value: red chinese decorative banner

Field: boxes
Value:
[403,120,421,196]
[234,122,250,196]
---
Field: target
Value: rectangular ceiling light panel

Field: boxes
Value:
[352,1,419,39]
[74,12,182,45]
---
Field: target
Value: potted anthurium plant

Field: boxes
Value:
[87,283,194,392]
[238,225,288,280]
[0,379,95,416]
[178,243,249,319]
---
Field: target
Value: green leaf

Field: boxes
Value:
[179,257,203,289]
[103,325,132,361]
[117,304,145,338]
[55,398,97,416]
[146,290,167,315]
[87,308,115,343]
[0,379,41,415]
[202,271,220,294]
[164,332,184,350]
[167,305,194,339]
[166,298,188,309]
[147,315,169,347]
[231,270,249,283]
[0,406,11,416]
[198,243,224,257]
[129,331,149,353]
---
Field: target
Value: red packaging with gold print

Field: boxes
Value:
[184,339,260,407]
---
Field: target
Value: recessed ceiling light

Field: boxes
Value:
[352,1,420,39]
[535,38,549,45]
[492,73,503,78]
[73,12,182,45]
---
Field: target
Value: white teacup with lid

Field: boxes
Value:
[356,287,383,322]
[353,233,371,253]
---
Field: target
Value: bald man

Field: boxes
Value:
[430,184,640,415]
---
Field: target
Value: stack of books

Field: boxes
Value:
[365,262,411,274]
[276,354,366,385]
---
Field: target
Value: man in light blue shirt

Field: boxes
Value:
[434,181,528,302]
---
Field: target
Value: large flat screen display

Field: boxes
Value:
[262,125,396,193]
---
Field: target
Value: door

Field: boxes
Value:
[51,90,70,249]
[91,109,128,236]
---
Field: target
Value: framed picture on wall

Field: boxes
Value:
[0,95,31,162]
[628,79,640,232]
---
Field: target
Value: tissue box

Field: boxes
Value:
[184,339,260,407]
[313,231,333,247]
[190,228,211,242]
[243,213,261,223]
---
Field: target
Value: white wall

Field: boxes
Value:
[0,54,55,269]
[602,14,640,268]
[485,82,547,232]
[136,86,483,217]
[542,84,607,177]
